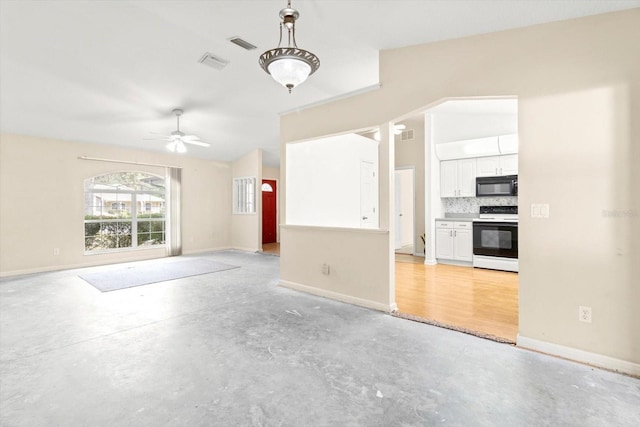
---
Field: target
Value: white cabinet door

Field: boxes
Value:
[500,154,518,175]
[435,227,454,259]
[477,155,518,176]
[440,160,458,197]
[457,158,477,197]
[476,156,500,177]
[453,228,473,262]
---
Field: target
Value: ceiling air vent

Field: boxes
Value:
[198,52,230,70]
[401,129,415,141]
[229,36,257,51]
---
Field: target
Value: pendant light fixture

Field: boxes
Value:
[259,0,320,93]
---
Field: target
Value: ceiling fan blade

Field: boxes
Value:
[144,136,172,141]
[184,140,210,147]
[181,134,201,141]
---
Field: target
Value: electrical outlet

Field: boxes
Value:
[53,248,60,256]
[321,263,330,275]
[578,306,592,323]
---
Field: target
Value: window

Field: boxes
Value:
[233,177,256,214]
[84,172,166,252]
[261,183,273,192]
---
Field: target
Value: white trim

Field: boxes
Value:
[473,255,519,272]
[0,252,166,278]
[281,224,389,235]
[181,246,232,255]
[435,259,473,268]
[279,84,381,115]
[279,280,395,313]
[424,259,437,266]
[78,156,182,169]
[0,246,233,278]
[517,335,640,376]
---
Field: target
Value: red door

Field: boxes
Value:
[262,179,277,244]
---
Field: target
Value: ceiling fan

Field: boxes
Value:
[148,109,210,153]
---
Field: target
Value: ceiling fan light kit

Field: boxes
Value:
[259,0,320,93]
[148,108,210,154]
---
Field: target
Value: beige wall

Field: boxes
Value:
[263,166,279,181]
[281,10,640,369]
[231,149,262,252]
[395,116,426,254]
[280,226,391,311]
[0,133,232,276]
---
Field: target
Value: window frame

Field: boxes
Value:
[233,176,257,214]
[84,172,166,254]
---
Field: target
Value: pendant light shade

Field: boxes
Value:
[259,1,319,93]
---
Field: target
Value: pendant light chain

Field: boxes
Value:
[258,0,320,92]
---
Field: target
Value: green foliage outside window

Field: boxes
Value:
[84,172,166,252]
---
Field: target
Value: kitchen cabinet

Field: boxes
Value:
[435,220,473,262]
[440,158,476,197]
[476,154,518,177]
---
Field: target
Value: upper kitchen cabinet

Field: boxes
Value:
[441,158,476,197]
[476,154,518,177]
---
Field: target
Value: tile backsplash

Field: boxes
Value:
[442,196,518,214]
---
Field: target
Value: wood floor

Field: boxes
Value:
[264,244,516,342]
[395,257,519,343]
[262,242,280,256]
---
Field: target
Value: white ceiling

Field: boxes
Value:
[1,1,638,167]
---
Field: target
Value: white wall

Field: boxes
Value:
[280,10,640,371]
[286,133,378,228]
[432,113,518,143]
[231,149,262,252]
[0,133,232,276]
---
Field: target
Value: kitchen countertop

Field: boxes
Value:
[435,217,475,222]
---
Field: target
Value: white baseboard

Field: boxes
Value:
[0,247,234,277]
[435,259,472,267]
[517,335,640,377]
[424,259,437,266]
[279,280,396,313]
[230,246,261,253]
[0,263,92,278]
[182,246,232,255]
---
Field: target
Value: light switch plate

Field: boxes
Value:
[531,203,550,218]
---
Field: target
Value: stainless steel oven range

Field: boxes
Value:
[472,206,518,272]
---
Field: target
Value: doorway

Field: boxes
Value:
[262,179,277,244]
[393,98,520,343]
[394,168,415,255]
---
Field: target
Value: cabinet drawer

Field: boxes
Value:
[436,221,452,229]
[454,222,472,229]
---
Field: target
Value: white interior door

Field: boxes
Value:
[394,171,402,249]
[394,168,415,253]
[360,161,376,228]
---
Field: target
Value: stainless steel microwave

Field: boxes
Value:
[476,175,518,197]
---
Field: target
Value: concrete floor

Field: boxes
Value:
[1,251,639,426]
